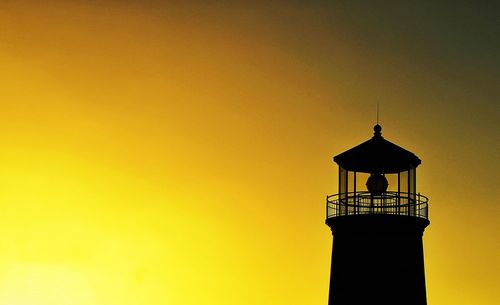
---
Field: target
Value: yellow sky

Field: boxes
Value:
[0,2,498,305]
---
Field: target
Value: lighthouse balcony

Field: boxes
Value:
[326,191,428,220]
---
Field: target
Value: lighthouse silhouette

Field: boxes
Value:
[326,124,430,305]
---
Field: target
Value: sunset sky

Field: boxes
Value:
[0,1,498,304]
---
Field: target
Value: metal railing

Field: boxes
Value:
[326,191,428,220]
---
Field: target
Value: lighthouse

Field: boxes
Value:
[326,124,430,305]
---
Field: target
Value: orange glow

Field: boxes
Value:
[0,2,498,305]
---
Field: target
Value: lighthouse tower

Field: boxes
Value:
[326,124,430,305]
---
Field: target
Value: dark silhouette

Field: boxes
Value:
[325,124,430,305]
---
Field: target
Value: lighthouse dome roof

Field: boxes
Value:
[333,125,421,174]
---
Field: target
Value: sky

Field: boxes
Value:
[0,1,498,304]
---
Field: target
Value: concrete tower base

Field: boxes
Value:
[326,214,430,305]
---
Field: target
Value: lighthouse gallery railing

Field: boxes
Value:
[326,191,428,220]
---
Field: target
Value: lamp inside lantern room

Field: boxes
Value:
[366,173,388,196]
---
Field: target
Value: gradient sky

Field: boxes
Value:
[0,1,498,305]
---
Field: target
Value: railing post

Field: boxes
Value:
[418,192,421,218]
[370,194,374,215]
[326,195,328,219]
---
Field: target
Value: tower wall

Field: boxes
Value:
[327,215,429,305]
